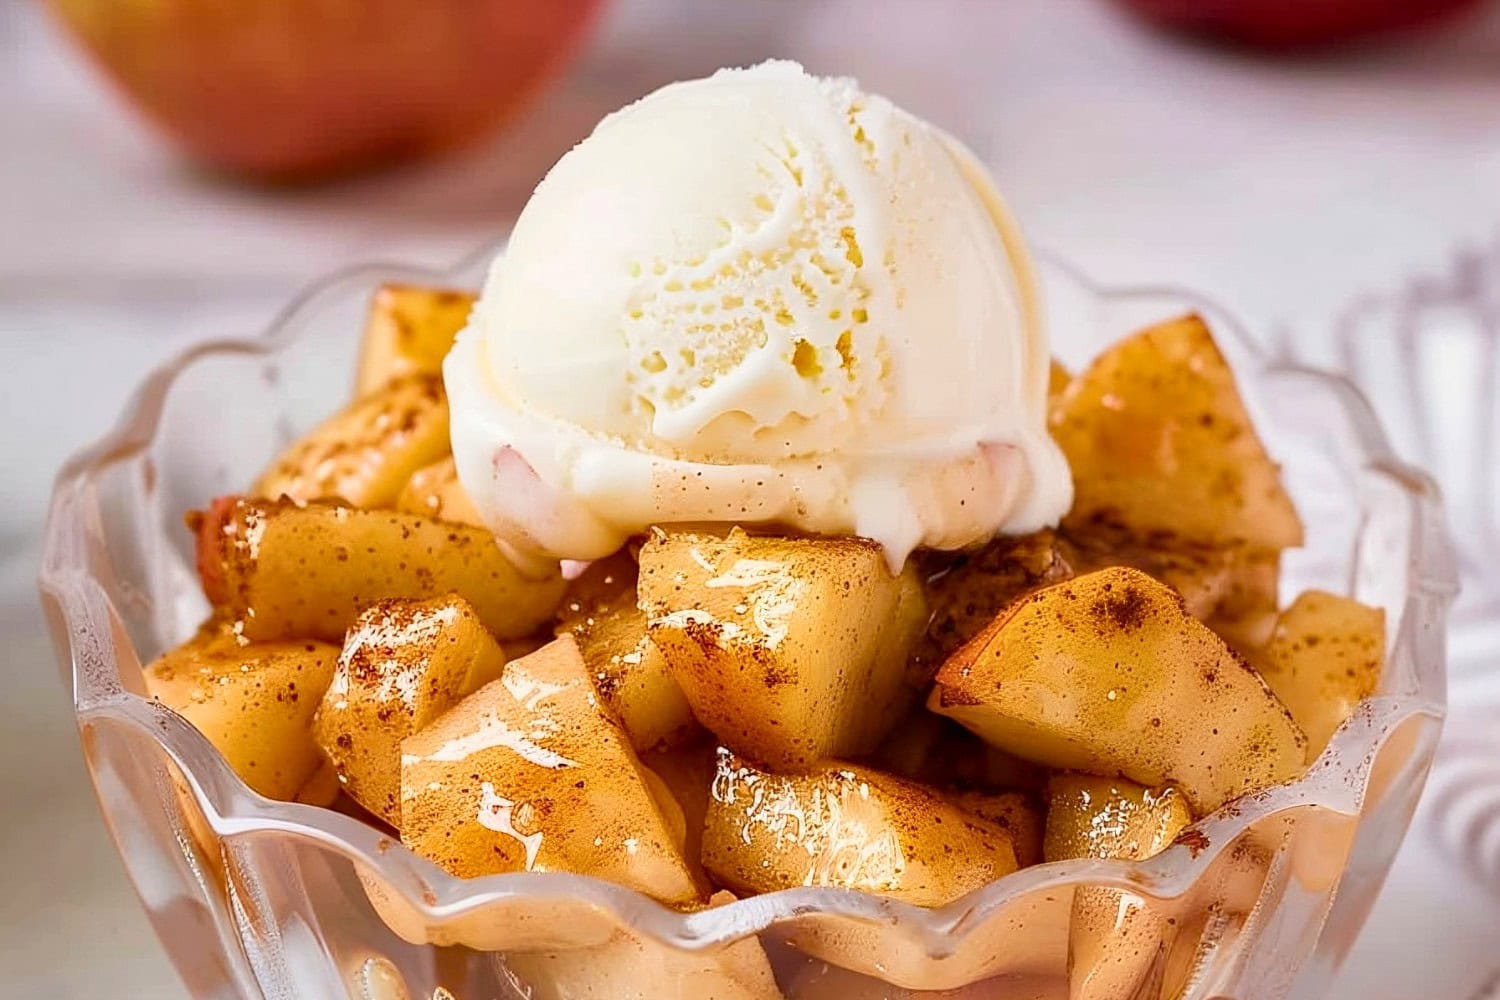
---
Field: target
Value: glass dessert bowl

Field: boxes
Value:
[39,251,1453,1000]
[41,66,1456,1000]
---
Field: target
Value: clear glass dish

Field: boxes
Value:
[1262,241,1500,899]
[39,248,1457,1000]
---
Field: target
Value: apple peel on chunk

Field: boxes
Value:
[929,566,1306,814]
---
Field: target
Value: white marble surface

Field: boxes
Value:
[5,0,1500,996]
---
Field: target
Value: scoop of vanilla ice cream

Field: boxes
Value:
[447,60,1071,567]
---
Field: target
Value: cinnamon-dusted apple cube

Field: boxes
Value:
[643,743,717,876]
[313,594,507,824]
[1051,314,1303,552]
[948,790,1044,868]
[1063,535,1281,650]
[1043,774,1193,864]
[910,528,1075,680]
[1256,590,1385,762]
[254,375,450,509]
[399,636,702,904]
[703,749,1017,906]
[557,551,698,753]
[145,623,338,800]
[1044,774,1194,1000]
[354,283,475,397]
[503,891,781,1000]
[395,456,485,527]
[930,567,1306,814]
[872,711,1046,794]
[194,497,564,643]
[638,528,926,769]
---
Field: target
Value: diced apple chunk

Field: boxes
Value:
[911,529,1074,679]
[930,567,1306,814]
[313,595,506,824]
[1256,590,1385,762]
[639,528,926,769]
[1063,534,1281,650]
[1051,314,1303,552]
[399,636,702,904]
[556,552,698,752]
[254,375,450,509]
[643,744,717,878]
[1044,774,1194,1000]
[702,749,1017,907]
[395,455,485,527]
[194,497,564,642]
[503,892,782,1000]
[872,711,1047,794]
[1043,774,1193,864]
[948,790,1044,868]
[354,284,475,397]
[145,623,338,800]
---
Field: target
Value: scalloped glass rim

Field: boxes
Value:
[39,244,1458,971]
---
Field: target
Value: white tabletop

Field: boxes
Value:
[5,0,1500,996]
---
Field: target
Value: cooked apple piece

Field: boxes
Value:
[503,891,781,1000]
[911,528,1074,680]
[503,633,557,661]
[194,497,564,643]
[639,528,926,769]
[643,743,717,876]
[1256,590,1385,762]
[1062,534,1280,649]
[1045,774,1193,1000]
[556,552,698,752]
[702,749,1016,906]
[254,375,450,509]
[313,594,507,824]
[1048,358,1072,404]
[1043,774,1192,864]
[872,711,1046,794]
[949,790,1044,868]
[294,759,342,808]
[354,283,475,397]
[929,566,1306,814]
[1051,314,1303,552]
[400,636,702,904]
[144,623,338,801]
[395,455,485,527]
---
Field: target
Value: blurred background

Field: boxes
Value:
[4,0,1500,996]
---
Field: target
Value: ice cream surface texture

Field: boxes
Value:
[446,60,1071,568]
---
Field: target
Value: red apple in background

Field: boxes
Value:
[45,0,604,181]
[1114,0,1486,49]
